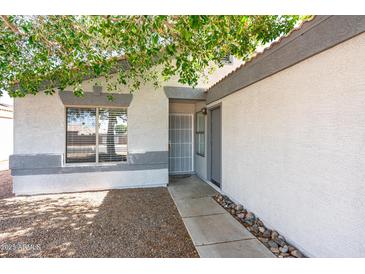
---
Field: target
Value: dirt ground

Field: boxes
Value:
[0,170,13,198]
[0,187,198,258]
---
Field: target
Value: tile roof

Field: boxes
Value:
[205,16,316,92]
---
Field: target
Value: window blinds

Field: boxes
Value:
[66,107,127,163]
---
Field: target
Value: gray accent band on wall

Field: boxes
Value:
[10,151,168,176]
[128,151,168,165]
[59,90,133,107]
[207,16,365,104]
[164,86,206,101]
[9,154,63,169]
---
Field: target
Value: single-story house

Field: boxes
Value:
[9,15,365,257]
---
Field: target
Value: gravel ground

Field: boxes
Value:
[0,188,198,258]
[0,170,13,199]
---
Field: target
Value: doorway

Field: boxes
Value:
[168,113,194,175]
[209,106,222,187]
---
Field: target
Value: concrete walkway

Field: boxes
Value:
[168,175,275,258]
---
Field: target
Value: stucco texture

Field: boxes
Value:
[0,118,13,163]
[13,169,168,195]
[13,78,169,194]
[14,81,168,154]
[209,33,365,257]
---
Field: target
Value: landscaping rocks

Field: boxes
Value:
[279,245,289,253]
[235,204,243,211]
[256,219,264,227]
[271,230,279,240]
[288,246,296,252]
[237,212,246,219]
[258,237,268,243]
[268,240,279,249]
[245,212,256,222]
[275,237,286,247]
[270,247,280,254]
[213,193,305,258]
[262,229,271,238]
[290,250,304,258]
[250,224,259,234]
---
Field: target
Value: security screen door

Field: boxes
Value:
[168,113,193,175]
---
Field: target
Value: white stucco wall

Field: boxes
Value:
[13,169,168,195]
[0,118,13,164]
[169,102,195,114]
[14,92,66,154]
[14,82,168,154]
[208,33,365,257]
[13,77,169,194]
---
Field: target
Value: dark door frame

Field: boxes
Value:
[207,103,222,188]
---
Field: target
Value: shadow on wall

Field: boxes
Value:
[0,188,198,258]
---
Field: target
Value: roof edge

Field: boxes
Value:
[164,86,206,101]
[206,16,365,104]
[206,16,320,91]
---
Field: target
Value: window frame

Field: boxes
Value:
[195,111,206,157]
[65,106,128,165]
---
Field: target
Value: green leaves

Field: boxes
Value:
[151,33,159,45]
[0,15,304,98]
[73,85,84,97]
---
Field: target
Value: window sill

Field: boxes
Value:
[64,161,128,167]
[196,153,205,158]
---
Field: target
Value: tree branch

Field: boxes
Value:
[102,15,123,22]
[1,15,23,35]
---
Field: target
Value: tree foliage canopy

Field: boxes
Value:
[0,15,305,97]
